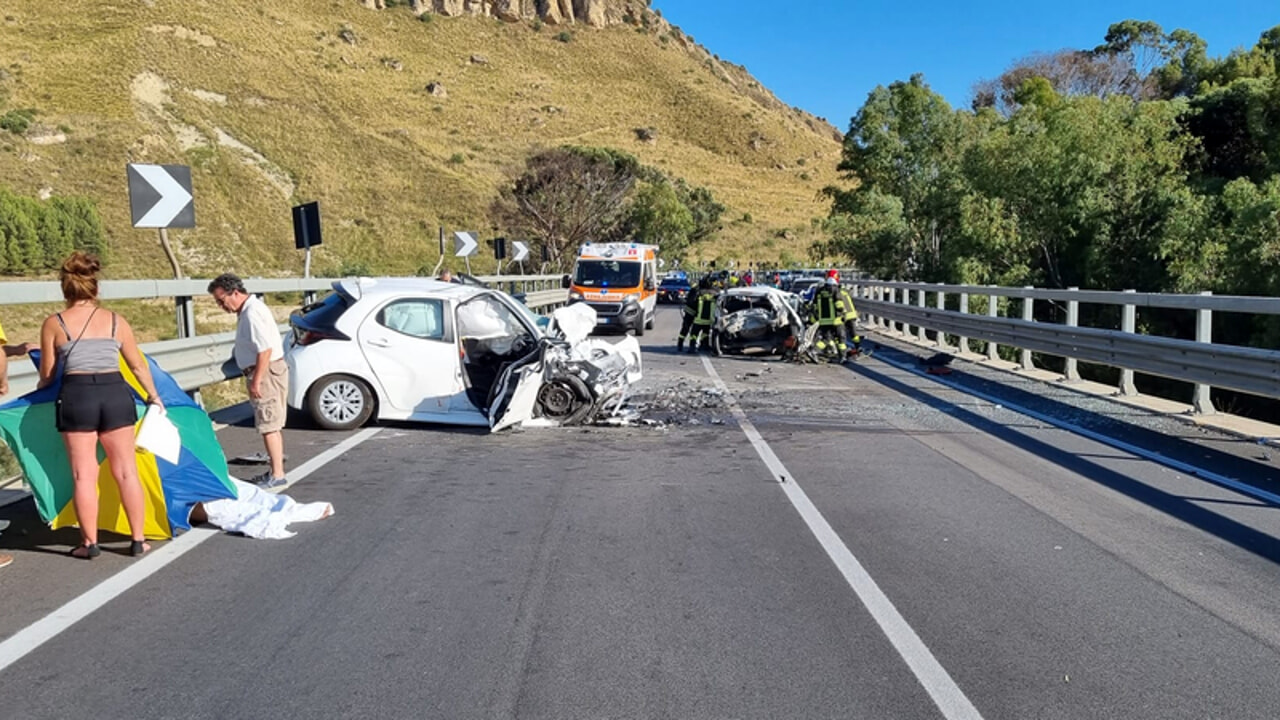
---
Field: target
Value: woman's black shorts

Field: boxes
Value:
[56,373,138,433]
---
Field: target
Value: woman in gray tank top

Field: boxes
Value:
[37,252,165,560]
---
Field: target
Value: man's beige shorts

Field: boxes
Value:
[247,359,289,434]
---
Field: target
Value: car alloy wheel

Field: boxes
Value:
[308,375,375,430]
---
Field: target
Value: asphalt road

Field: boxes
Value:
[2,305,1280,719]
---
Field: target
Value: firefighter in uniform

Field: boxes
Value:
[676,276,706,352]
[829,270,861,355]
[687,278,719,352]
[808,276,849,357]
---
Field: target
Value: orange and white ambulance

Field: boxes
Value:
[567,242,659,335]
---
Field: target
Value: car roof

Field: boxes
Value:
[722,286,793,300]
[334,277,492,302]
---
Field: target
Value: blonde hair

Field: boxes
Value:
[60,251,101,303]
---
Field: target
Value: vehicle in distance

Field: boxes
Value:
[657,272,692,304]
[567,242,659,335]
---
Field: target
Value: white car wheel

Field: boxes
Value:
[308,375,375,430]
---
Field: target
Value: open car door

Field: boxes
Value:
[488,360,542,432]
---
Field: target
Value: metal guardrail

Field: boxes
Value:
[2,275,569,398]
[852,280,1280,414]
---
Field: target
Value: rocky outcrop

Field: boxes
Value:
[369,0,647,28]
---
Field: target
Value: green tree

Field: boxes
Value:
[492,146,640,269]
[832,74,966,280]
[0,188,40,273]
[621,182,695,257]
[51,196,107,260]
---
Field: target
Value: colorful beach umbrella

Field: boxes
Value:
[0,353,237,539]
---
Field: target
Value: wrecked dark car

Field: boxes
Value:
[709,287,808,357]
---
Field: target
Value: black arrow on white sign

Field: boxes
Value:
[127,164,195,228]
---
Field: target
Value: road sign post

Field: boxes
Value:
[292,201,322,279]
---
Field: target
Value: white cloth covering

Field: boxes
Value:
[201,479,334,539]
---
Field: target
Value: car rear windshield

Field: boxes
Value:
[292,291,350,331]
[574,260,641,288]
[659,278,688,288]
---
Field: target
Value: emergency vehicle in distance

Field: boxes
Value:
[566,242,659,335]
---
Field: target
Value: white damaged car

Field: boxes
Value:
[286,278,642,431]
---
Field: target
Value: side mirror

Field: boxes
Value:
[561,274,572,289]
[644,279,655,291]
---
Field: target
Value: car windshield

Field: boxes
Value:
[509,295,548,335]
[575,260,641,288]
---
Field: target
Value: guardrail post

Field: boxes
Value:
[175,296,196,339]
[934,284,948,348]
[916,287,927,342]
[1119,289,1138,396]
[986,287,999,361]
[1193,291,1215,415]
[958,292,969,354]
[1064,287,1080,382]
[1019,287,1034,370]
[877,286,887,329]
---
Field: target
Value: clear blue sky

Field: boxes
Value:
[653,0,1279,130]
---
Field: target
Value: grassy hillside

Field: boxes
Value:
[0,1,841,279]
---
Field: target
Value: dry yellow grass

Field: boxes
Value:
[0,1,841,279]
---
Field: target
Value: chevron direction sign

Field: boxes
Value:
[454,231,478,257]
[127,164,195,228]
[512,240,529,263]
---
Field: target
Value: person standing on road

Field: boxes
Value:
[808,277,850,358]
[688,278,719,353]
[1,321,37,570]
[675,276,704,352]
[831,273,861,355]
[37,252,165,559]
[208,274,289,489]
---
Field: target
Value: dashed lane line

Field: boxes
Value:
[0,427,381,675]
[700,355,985,720]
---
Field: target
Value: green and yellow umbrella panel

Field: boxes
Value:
[0,353,237,539]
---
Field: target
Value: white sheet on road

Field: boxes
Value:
[201,479,334,539]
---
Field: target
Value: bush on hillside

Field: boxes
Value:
[0,108,36,135]
[0,187,107,274]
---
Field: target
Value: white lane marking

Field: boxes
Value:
[699,356,984,720]
[0,427,381,674]
[871,352,1280,507]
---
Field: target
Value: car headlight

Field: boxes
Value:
[623,293,640,304]
[569,291,584,301]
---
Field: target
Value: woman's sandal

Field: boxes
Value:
[129,540,151,557]
[68,544,101,560]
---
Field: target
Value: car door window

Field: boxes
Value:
[377,299,446,340]
[457,295,532,342]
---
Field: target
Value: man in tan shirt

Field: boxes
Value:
[208,274,289,488]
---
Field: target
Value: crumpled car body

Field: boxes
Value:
[490,303,643,431]
[709,287,808,357]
